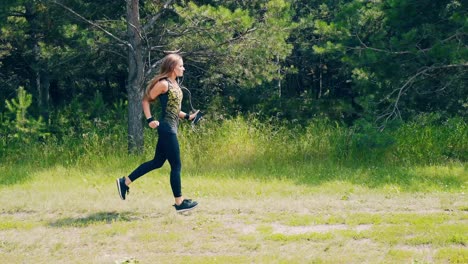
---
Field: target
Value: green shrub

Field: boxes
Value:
[393,114,467,164]
[1,87,48,157]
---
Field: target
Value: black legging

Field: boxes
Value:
[128,131,182,197]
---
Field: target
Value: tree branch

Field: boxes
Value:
[378,63,468,128]
[50,0,132,50]
[352,34,430,55]
[183,27,258,56]
[142,0,175,32]
[351,31,467,56]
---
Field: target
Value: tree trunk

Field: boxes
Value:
[126,0,145,154]
[25,2,49,120]
[40,71,50,121]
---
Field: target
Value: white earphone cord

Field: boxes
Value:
[178,77,197,112]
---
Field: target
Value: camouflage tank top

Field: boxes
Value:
[158,79,183,134]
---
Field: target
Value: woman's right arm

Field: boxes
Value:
[143,80,169,129]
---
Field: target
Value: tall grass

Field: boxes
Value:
[179,115,466,167]
[1,114,466,190]
[176,116,466,190]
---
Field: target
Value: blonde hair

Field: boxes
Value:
[145,53,182,100]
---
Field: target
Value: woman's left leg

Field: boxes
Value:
[161,133,198,211]
[165,133,182,198]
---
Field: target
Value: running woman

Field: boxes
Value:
[116,53,198,212]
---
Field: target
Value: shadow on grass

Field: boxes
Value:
[49,211,135,228]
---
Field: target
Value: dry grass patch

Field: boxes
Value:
[0,167,466,263]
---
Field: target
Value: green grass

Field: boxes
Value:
[1,116,466,188]
[435,248,468,264]
[0,116,466,263]
[0,165,466,263]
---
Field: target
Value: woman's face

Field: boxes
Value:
[173,59,185,77]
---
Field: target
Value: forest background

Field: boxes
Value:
[0,1,467,262]
[0,0,466,182]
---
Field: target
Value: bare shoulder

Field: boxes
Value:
[149,79,169,99]
[154,79,169,93]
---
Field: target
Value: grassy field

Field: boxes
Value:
[0,117,466,263]
[0,163,466,263]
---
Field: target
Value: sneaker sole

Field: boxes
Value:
[116,179,125,200]
[176,203,198,213]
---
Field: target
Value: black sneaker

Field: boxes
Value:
[116,177,129,200]
[173,199,198,212]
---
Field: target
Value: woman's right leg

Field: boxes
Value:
[127,136,167,183]
[117,134,168,200]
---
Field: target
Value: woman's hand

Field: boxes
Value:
[149,120,159,129]
[189,110,200,121]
